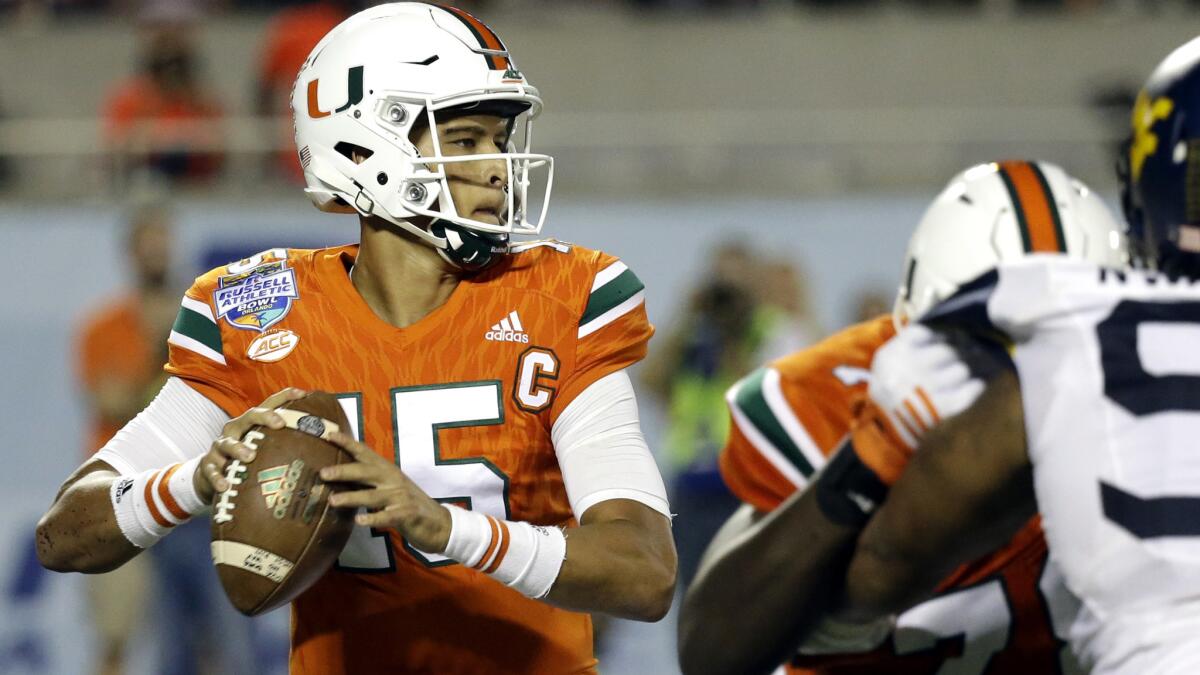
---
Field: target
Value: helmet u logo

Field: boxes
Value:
[307,66,364,119]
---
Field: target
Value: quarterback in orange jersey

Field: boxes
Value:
[678,161,1129,675]
[36,4,676,674]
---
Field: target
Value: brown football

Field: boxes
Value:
[210,391,355,616]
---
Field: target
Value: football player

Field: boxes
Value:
[678,160,1127,675]
[36,4,676,674]
[820,37,1200,675]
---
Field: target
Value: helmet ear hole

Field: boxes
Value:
[334,142,375,164]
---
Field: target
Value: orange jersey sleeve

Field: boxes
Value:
[719,315,895,512]
[163,252,289,416]
[547,245,653,423]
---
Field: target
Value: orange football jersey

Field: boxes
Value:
[165,241,651,675]
[720,316,1078,675]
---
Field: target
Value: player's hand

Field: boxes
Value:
[320,432,452,555]
[194,388,309,503]
[868,324,985,450]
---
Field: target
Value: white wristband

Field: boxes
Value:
[110,455,206,549]
[438,504,567,599]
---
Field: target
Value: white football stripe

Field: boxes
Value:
[168,330,227,365]
[591,260,629,292]
[509,311,524,332]
[211,541,294,583]
[180,295,216,323]
[578,290,645,339]
[761,368,828,474]
[725,382,807,489]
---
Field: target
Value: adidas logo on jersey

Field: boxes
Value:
[486,310,530,343]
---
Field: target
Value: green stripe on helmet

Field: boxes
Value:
[1030,162,1068,252]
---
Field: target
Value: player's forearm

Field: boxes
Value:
[678,489,861,675]
[842,372,1034,620]
[545,513,676,621]
[36,469,141,574]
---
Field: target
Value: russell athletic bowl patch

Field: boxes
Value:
[214,261,299,333]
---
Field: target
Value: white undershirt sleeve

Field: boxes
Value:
[551,370,672,521]
[93,376,230,475]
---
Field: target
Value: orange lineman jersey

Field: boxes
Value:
[720,315,1080,675]
[164,240,652,675]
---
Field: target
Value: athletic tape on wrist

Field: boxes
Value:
[110,455,206,549]
[438,504,567,599]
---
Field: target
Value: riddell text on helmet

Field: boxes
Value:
[485,330,530,343]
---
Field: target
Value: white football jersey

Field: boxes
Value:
[924,255,1200,674]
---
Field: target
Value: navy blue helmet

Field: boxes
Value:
[1120,36,1200,276]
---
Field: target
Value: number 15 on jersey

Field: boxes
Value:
[333,382,510,571]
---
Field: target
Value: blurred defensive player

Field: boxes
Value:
[37,5,676,674]
[678,160,1127,675]
[830,37,1200,675]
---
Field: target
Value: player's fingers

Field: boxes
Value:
[946,378,986,413]
[202,455,229,493]
[320,461,389,485]
[243,408,288,431]
[913,339,961,372]
[355,509,403,528]
[929,361,974,390]
[328,488,399,510]
[260,387,309,410]
[212,436,256,463]
[325,431,383,463]
[220,410,286,443]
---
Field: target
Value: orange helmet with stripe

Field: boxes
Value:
[291,2,553,270]
[894,160,1128,326]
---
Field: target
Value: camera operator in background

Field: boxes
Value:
[643,242,818,587]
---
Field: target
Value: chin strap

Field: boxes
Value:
[429,220,509,272]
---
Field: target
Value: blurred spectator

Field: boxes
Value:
[751,257,822,359]
[103,24,224,186]
[643,242,818,587]
[255,0,350,182]
[75,204,178,675]
[849,286,892,326]
[75,203,267,675]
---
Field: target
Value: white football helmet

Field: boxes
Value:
[895,160,1128,326]
[291,2,553,270]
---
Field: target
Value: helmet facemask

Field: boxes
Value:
[312,91,553,270]
[291,2,556,272]
[403,98,552,239]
